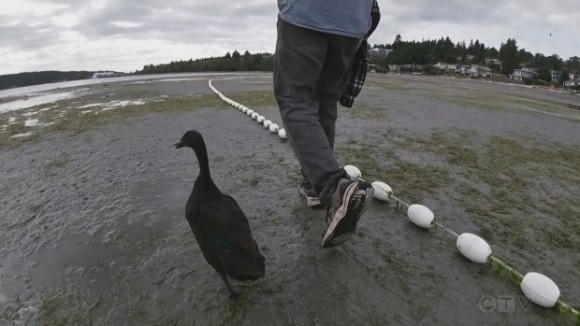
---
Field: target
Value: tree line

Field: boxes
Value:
[0,71,96,91]
[136,51,274,74]
[370,35,579,84]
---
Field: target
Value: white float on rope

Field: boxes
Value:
[456,233,492,264]
[371,181,393,201]
[278,128,287,139]
[521,272,561,308]
[406,204,434,228]
[269,123,279,133]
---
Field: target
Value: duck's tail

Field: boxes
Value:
[221,241,266,281]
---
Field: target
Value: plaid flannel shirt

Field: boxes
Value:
[339,0,381,108]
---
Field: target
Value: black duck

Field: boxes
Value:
[174,130,266,298]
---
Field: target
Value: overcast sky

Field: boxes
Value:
[1,0,578,75]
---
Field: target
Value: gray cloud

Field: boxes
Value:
[0,22,61,50]
[0,0,578,75]
[45,0,278,47]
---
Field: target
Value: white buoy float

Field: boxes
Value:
[520,272,561,308]
[247,110,254,116]
[264,120,272,128]
[251,112,259,120]
[371,181,392,201]
[456,233,492,264]
[257,116,265,124]
[269,123,279,133]
[343,165,362,180]
[406,204,434,228]
[241,107,248,113]
[278,128,287,139]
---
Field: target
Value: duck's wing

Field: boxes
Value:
[197,194,259,254]
[197,194,265,279]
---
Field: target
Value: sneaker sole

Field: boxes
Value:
[299,186,323,208]
[321,182,370,248]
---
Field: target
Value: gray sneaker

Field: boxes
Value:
[321,178,374,248]
[298,177,323,208]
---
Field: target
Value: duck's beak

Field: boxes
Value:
[173,140,184,148]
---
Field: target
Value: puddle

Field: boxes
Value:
[101,100,149,111]
[24,119,40,127]
[78,103,103,109]
[107,99,146,107]
[10,132,33,138]
[79,99,150,112]
[0,92,78,114]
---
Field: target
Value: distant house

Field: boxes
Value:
[565,73,580,87]
[401,64,424,71]
[388,64,423,73]
[369,48,392,57]
[510,68,539,81]
[550,70,561,82]
[467,65,492,77]
[485,58,502,66]
[389,64,400,72]
[434,62,458,72]
[434,62,446,70]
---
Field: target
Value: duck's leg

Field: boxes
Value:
[219,272,238,298]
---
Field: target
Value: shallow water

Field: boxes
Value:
[0,92,77,114]
[0,73,578,325]
[0,72,261,99]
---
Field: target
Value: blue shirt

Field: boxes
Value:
[278,0,374,39]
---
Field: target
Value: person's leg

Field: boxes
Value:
[314,34,374,248]
[316,34,357,151]
[298,35,356,209]
[274,17,374,248]
[273,17,346,201]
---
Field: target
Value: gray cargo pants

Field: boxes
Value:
[273,17,363,208]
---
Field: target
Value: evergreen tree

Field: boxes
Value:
[499,38,519,75]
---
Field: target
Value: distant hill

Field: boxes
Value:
[0,71,123,91]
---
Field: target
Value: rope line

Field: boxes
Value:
[207,79,579,324]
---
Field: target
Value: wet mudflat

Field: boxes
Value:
[1,72,579,325]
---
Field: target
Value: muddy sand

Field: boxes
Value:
[1,72,579,325]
